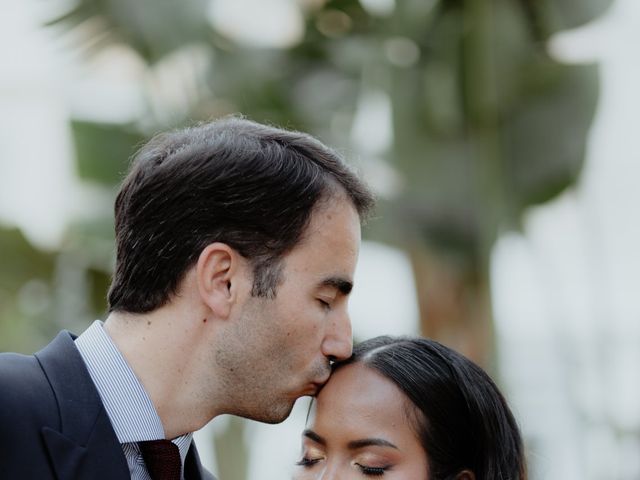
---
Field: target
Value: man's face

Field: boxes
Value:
[216,195,361,423]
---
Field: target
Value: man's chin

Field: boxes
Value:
[246,400,296,425]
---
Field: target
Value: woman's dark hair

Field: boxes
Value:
[107,116,374,313]
[336,336,526,480]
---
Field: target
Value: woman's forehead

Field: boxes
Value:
[312,363,411,429]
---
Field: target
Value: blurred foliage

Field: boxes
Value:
[1,0,613,477]
[0,228,57,352]
[72,120,146,184]
[45,0,213,62]
[0,221,115,353]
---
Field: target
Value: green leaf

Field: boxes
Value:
[504,63,599,209]
[46,0,213,63]
[0,228,55,291]
[71,120,146,185]
[0,227,57,353]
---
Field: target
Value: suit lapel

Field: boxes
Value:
[36,331,130,480]
[185,442,216,480]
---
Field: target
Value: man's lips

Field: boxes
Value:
[316,371,331,385]
[302,384,322,396]
[307,373,331,395]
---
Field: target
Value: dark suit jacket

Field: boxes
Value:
[0,331,215,480]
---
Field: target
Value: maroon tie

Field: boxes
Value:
[139,439,181,480]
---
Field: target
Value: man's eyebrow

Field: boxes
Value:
[347,438,399,450]
[303,429,326,445]
[321,277,353,295]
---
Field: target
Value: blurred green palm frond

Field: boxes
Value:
[46,0,214,62]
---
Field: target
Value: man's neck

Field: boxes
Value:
[104,306,222,439]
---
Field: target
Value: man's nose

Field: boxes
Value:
[321,307,353,361]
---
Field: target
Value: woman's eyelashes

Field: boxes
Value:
[296,448,325,468]
[296,456,322,467]
[296,456,392,477]
[356,463,390,476]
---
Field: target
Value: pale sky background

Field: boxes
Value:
[1,0,639,478]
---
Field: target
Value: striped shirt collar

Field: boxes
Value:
[75,321,193,467]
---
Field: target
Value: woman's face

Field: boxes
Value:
[293,362,429,479]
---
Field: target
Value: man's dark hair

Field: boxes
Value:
[107,116,374,313]
[336,336,527,480]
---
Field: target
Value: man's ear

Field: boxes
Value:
[455,470,475,480]
[196,242,243,318]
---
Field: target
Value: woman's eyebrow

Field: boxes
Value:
[303,429,326,445]
[348,438,399,450]
[303,429,398,450]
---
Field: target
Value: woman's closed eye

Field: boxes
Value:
[356,462,391,476]
[296,451,324,468]
[296,457,391,476]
